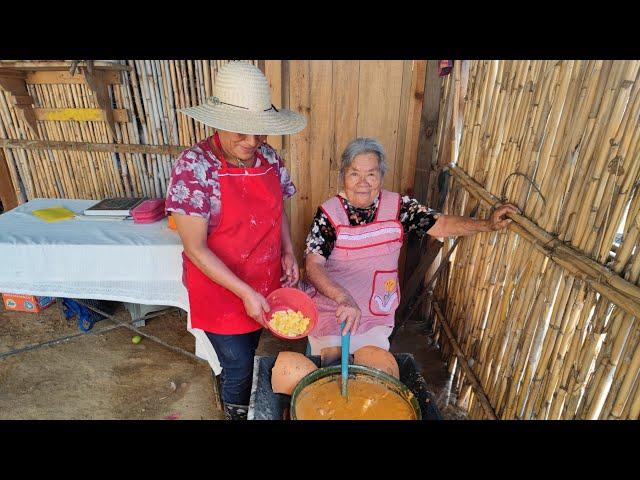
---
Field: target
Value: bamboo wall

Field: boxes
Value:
[434,60,640,419]
[0,60,258,203]
[0,60,426,262]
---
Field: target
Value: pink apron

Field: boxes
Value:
[307,190,403,354]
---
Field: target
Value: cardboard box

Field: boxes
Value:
[2,293,55,313]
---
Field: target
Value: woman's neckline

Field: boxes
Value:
[338,192,380,210]
[207,136,258,168]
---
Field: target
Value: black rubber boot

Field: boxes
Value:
[223,403,249,420]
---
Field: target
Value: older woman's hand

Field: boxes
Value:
[488,204,520,231]
[280,251,300,287]
[335,293,361,336]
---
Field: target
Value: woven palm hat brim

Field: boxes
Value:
[180,103,307,136]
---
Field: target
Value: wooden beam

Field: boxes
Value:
[433,301,498,420]
[403,60,443,286]
[0,149,19,211]
[33,108,130,123]
[0,138,189,156]
[0,61,129,71]
[400,60,428,196]
[82,69,117,141]
[415,60,444,204]
[25,70,122,85]
[12,105,39,137]
[11,95,34,106]
[0,70,28,83]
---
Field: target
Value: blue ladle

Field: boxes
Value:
[341,320,351,397]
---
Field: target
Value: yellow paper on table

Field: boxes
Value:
[31,205,76,223]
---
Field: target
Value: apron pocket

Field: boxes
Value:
[369,270,400,316]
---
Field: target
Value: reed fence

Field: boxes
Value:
[432,60,640,420]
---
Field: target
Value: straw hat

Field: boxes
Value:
[179,61,307,136]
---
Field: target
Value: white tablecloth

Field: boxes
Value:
[0,199,220,373]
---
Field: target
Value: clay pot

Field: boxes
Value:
[271,351,318,395]
[353,345,400,379]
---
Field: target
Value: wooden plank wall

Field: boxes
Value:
[279,60,428,262]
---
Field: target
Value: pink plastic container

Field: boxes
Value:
[263,287,318,340]
[132,198,166,224]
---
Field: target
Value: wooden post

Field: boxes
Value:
[392,236,443,341]
[415,60,445,205]
[434,301,498,419]
[0,148,18,211]
[397,236,444,317]
[402,60,443,286]
[82,68,117,142]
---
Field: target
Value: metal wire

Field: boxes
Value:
[0,300,205,365]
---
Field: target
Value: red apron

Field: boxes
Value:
[185,133,283,334]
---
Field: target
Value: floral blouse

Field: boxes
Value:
[165,136,296,230]
[304,195,439,259]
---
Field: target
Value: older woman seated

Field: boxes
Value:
[303,137,517,366]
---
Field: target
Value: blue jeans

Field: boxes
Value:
[205,329,262,406]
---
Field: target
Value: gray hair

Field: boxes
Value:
[339,137,387,184]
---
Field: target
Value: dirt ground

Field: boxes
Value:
[0,300,465,420]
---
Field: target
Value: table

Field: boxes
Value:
[0,198,221,373]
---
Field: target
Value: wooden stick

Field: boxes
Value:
[181,60,196,144]
[0,138,190,155]
[434,301,498,419]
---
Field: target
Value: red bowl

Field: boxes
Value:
[263,287,318,340]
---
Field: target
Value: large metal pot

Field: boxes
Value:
[289,364,422,420]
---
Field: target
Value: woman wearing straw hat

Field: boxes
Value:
[165,61,306,420]
[303,137,518,367]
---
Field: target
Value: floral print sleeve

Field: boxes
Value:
[165,141,220,222]
[304,207,336,259]
[399,195,439,237]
